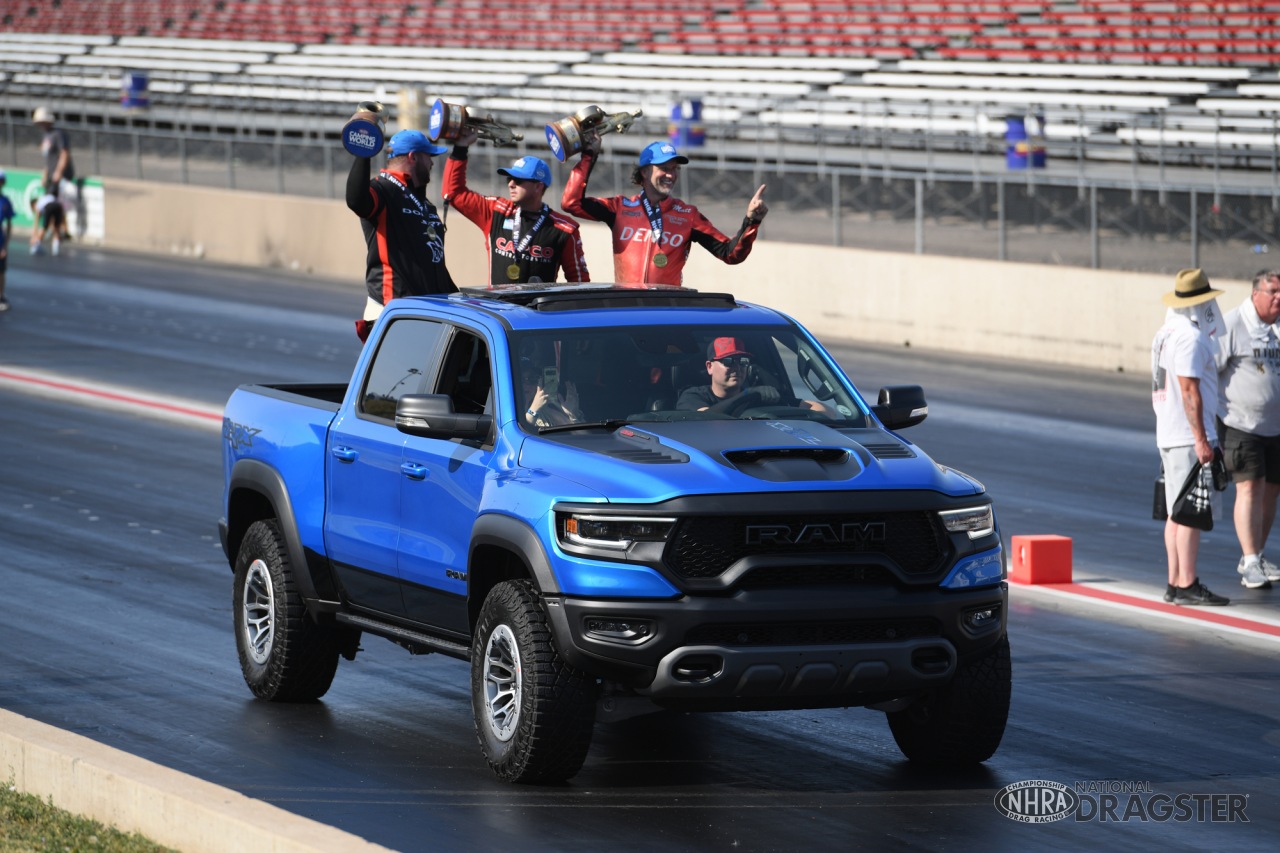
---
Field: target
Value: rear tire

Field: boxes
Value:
[471,580,596,783]
[233,519,339,701]
[887,634,1011,766]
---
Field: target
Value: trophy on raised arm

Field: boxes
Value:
[427,99,524,146]
[544,105,644,162]
[342,100,386,157]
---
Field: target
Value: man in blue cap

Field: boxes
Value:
[561,135,767,285]
[346,127,456,340]
[443,129,588,285]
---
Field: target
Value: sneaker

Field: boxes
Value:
[1238,557,1271,589]
[1174,579,1230,606]
[51,237,60,256]
[1163,583,1177,603]
[30,243,44,256]
[1260,554,1280,582]
[0,298,9,312]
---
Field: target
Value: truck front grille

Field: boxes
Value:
[665,511,950,580]
[736,565,893,587]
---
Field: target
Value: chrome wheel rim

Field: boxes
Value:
[242,558,275,665]
[482,624,522,742]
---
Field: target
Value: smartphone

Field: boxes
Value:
[542,366,559,397]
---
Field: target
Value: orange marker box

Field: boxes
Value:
[1009,534,1073,585]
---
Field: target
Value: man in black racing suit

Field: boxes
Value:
[346,129,456,341]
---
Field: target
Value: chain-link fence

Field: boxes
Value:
[4,114,1276,281]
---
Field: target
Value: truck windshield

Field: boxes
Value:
[511,325,870,431]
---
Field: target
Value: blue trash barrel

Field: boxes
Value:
[668,99,706,148]
[121,71,149,109]
[1005,115,1046,169]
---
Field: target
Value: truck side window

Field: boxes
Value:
[359,318,448,420]
[436,330,492,416]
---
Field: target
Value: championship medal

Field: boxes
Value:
[653,252,668,268]
[507,264,522,281]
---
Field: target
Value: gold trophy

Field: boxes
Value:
[545,105,643,162]
[427,99,523,146]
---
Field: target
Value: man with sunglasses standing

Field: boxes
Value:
[1216,268,1280,590]
[443,130,588,285]
[562,135,767,286]
[347,128,456,341]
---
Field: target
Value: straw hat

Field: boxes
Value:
[1162,268,1224,307]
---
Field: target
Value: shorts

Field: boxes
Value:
[1160,444,1222,519]
[39,202,65,230]
[1222,425,1280,483]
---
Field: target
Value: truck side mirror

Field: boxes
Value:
[396,394,493,441]
[871,385,929,430]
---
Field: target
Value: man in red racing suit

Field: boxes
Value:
[561,137,768,286]
[443,130,588,285]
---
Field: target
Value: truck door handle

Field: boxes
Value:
[401,462,428,480]
[331,446,358,462]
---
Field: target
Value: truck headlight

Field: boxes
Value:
[561,514,676,550]
[939,505,994,539]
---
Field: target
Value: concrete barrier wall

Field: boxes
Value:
[98,176,1249,375]
[0,709,395,853]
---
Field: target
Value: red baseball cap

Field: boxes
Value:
[707,337,751,360]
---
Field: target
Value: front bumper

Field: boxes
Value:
[545,581,1007,711]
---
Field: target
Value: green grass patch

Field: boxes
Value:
[0,781,175,853]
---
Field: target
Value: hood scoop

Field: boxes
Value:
[722,447,861,482]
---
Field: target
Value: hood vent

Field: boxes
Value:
[549,432,689,464]
[722,447,860,482]
[858,440,916,460]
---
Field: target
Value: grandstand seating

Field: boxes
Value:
[2,0,1277,62]
[1,0,1277,168]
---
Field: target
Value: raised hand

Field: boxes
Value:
[563,380,580,415]
[747,184,768,222]
[529,385,550,414]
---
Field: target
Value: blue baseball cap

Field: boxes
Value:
[638,141,689,167]
[497,155,552,187]
[386,129,448,158]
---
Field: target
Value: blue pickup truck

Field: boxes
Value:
[220,284,1009,783]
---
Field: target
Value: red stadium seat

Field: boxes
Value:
[1,0,1274,68]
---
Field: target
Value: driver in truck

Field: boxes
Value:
[678,336,832,415]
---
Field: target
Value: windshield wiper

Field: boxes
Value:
[538,419,631,435]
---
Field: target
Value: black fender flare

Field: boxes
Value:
[469,513,561,596]
[224,458,334,605]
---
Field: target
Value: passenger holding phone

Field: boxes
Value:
[521,358,581,428]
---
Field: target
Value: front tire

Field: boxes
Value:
[887,634,1011,766]
[233,519,339,702]
[471,580,596,783]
